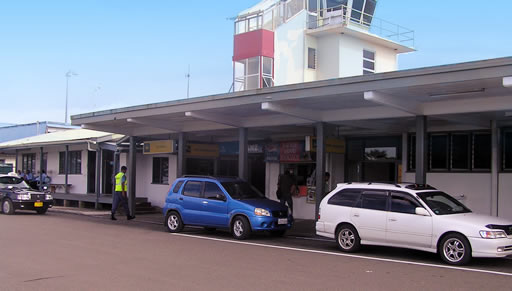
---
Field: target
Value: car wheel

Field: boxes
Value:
[231,216,251,240]
[336,224,361,252]
[36,208,48,215]
[439,234,472,265]
[2,199,14,215]
[166,211,184,233]
[270,229,286,237]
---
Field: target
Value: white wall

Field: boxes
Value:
[338,34,397,78]
[316,34,340,80]
[327,152,345,191]
[274,10,308,86]
[498,174,512,220]
[135,153,177,208]
[403,172,493,216]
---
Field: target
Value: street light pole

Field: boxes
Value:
[65,70,78,124]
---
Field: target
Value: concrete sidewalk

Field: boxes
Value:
[48,207,317,237]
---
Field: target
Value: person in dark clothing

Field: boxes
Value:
[278,169,297,216]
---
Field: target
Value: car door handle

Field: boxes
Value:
[179,197,183,201]
[353,213,360,217]
[389,218,397,222]
[202,201,208,204]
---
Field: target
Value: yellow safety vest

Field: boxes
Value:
[115,172,127,192]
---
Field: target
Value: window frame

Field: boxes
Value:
[327,188,361,207]
[182,181,203,198]
[389,191,423,215]
[407,131,492,173]
[354,189,388,211]
[203,182,225,200]
[363,49,375,75]
[307,47,317,70]
[22,153,36,173]
[59,151,82,175]
[152,156,169,185]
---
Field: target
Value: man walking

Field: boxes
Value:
[112,166,135,221]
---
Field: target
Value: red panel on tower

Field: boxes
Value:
[233,29,274,61]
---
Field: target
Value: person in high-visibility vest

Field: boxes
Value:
[111,166,135,221]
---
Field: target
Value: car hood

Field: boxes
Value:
[238,198,286,210]
[440,213,512,227]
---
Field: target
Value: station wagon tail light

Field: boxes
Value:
[45,194,53,200]
[479,230,507,239]
[254,208,271,216]
[17,194,31,200]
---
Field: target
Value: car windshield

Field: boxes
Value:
[221,181,264,200]
[417,191,471,215]
[0,176,30,189]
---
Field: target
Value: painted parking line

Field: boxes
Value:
[171,233,512,277]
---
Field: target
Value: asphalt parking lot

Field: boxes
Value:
[1,211,511,290]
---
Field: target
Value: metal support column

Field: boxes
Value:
[315,122,326,221]
[491,120,499,216]
[415,116,428,185]
[177,133,185,177]
[39,147,44,189]
[113,151,120,194]
[238,128,248,181]
[65,145,69,194]
[95,146,102,209]
[128,137,137,216]
[15,149,18,173]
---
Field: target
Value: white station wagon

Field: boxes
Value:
[316,183,512,265]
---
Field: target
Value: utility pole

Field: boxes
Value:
[186,65,191,99]
[64,70,78,124]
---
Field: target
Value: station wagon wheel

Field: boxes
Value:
[2,199,14,215]
[166,211,183,233]
[440,234,471,265]
[231,216,251,240]
[336,225,361,252]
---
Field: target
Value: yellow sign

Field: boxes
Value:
[186,143,219,158]
[306,136,346,154]
[143,140,175,155]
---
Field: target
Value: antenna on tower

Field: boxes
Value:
[186,65,191,99]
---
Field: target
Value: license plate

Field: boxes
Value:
[278,218,288,225]
[34,202,43,207]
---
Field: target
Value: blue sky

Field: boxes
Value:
[0,0,510,124]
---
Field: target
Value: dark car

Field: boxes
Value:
[0,174,54,215]
[163,176,293,239]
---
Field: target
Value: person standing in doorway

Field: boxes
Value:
[112,166,135,221]
[278,168,296,216]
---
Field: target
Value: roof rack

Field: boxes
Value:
[346,181,402,188]
[403,183,436,190]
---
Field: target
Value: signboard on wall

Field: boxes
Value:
[305,136,346,154]
[186,143,219,158]
[219,142,265,155]
[264,143,280,162]
[280,141,304,162]
[143,140,175,155]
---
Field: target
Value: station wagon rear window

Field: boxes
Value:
[328,189,361,207]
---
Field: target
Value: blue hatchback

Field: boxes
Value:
[163,176,292,239]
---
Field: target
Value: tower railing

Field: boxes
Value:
[306,4,415,48]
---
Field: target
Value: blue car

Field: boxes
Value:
[163,176,292,239]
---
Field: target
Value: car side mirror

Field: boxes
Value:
[216,194,227,201]
[415,207,430,216]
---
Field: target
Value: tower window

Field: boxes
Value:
[363,49,375,74]
[308,48,317,69]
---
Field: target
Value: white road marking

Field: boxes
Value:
[171,233,512,277]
